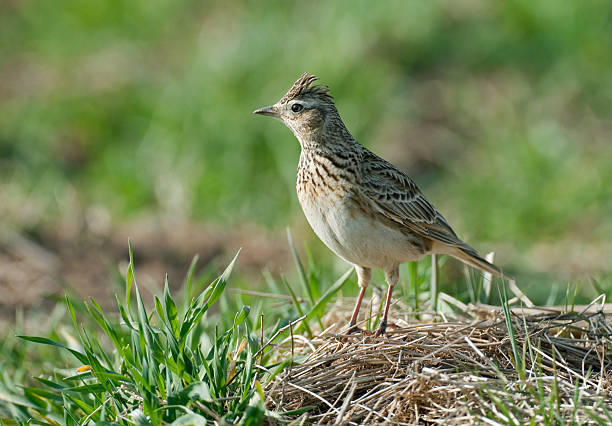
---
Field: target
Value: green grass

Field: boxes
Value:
[0,239,357,423]
[1,245,266,424]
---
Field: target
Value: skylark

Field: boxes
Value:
[254,73,504,336]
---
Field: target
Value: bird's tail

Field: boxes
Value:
[449,245,503,277]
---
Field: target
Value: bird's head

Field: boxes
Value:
[253,73,337,140]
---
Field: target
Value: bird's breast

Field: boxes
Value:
[297,158,357,251]
[297,165,426,268]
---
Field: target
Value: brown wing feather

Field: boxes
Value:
[357,148,503,276]
[357,148,470,250]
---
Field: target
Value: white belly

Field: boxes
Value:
[298,190,427,269]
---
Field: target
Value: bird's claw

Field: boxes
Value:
[347,325,362,334]
[374,320,387,337]
[374,321,399,337]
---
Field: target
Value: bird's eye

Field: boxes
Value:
[291,103,304,113]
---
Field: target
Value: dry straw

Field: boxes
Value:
[266,295,612,425]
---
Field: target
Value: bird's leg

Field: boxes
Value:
[347,266,370,333]
[348,287,367,333]
[375,267,399,337]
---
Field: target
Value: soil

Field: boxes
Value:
[0,219,291,331]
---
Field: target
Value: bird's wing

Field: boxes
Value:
[357,148,466,248]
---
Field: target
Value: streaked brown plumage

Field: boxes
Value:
[254,73,504,335]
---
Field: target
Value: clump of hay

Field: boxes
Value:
[266,299,612,425]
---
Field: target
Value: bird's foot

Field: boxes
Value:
[373,320,398,337]
[340,324,367,342]
[374,320,387,337]
[347,324,363,334]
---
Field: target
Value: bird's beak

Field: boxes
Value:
[253,105,280,118]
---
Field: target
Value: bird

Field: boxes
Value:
[254,72,505,336]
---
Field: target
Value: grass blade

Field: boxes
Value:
[281,276,313,339]
[306,267,353,321]
[286,228,314,305]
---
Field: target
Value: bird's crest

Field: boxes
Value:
[280,72,334,104]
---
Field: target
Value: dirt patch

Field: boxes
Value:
[0,219,290,331]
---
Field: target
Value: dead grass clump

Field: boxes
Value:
[266,303,612,424]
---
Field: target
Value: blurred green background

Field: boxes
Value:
[1,0,612,317]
